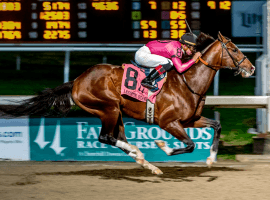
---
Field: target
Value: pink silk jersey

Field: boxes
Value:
[145,40,195,73]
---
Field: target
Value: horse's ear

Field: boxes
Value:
[218,31,224,41]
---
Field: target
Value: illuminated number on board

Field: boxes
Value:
[141,20,157,29]
[171,30,178,38]
[0,31,21,39]
[124,68,138,90]
[220,1,231,10]
[44,30,70,39]
[140,20,148,29]
[63,12,70,20]
[92,2,118,10]
[170,20,186,29]
[171,30,185,39]
[207,1,216,9]
[92,2,106,10]
[172,1,186,10]
[0,21,21,30]
[170,21,178,29]
[148,1,157,9]
[106,2,119,10]
[0,2,21,11]
[52,2,70,10]
[170,11,186,19]
[149,21,157,28]
[14,2,21,11]
[59,30,70,39]
[143,30,157,39]
[43,2,51,11]
[178,30,186,38]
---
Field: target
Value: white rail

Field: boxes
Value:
[1,95,269,132]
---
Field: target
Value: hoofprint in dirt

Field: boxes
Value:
[0,160,270,200]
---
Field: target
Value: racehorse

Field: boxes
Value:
[0,32,255,175]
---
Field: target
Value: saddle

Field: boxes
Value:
[121,61,167,124]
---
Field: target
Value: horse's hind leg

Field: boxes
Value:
[155,120,195,156]
[183,116,221,167]
[74,99,162,174]
[115,114,163,175]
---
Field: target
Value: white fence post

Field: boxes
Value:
[16,55,20,71]
[64,51,70,83]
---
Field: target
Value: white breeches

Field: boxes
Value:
[135,46,173,68]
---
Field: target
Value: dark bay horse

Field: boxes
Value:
[1,32,255,174]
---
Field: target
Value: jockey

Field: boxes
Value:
[135,32,202,90]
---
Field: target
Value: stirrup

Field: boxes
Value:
[141,82,156,90]
[141,82,159,92]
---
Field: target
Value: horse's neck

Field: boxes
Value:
[181,42,220,97]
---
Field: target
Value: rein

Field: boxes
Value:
[181,56,217,98]
[182,37,247,97]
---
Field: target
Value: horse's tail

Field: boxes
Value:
[0,81,74,117]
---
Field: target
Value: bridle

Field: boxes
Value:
[219,37,247,76]
[182,36,248,98]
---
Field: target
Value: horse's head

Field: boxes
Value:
[217,32,255,78]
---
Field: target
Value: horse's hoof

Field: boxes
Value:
[153,168,163,175]
[206,157,213,168]
[155,140,165,147]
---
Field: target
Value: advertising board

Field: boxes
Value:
[30,118,214,162]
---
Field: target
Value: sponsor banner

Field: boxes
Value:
[30,118,214,162]
[0,118,30,160]
[232,1,265,37]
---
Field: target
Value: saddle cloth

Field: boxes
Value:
[121,63,166,104]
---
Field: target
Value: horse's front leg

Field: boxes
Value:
[155,119,195,155]
[183,116,221,167]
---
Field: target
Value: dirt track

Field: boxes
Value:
[1,160,270,200]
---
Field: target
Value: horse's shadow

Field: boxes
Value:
[35,166,244,183]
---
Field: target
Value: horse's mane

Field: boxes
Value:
[181,32,215,63]
[196,32,215,52]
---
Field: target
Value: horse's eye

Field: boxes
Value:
[233,48,238,52]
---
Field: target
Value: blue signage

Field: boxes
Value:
[29,118,214,162]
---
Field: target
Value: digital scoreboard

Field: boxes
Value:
[0,0,233,43]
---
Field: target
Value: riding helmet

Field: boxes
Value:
[179,33,197,46]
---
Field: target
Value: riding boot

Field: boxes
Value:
[141,65,167,90]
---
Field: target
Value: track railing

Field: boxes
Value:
[0,95,269,132]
